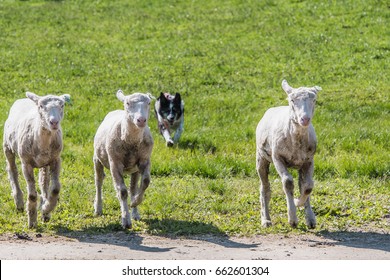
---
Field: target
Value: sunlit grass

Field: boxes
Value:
[0,0,388,236]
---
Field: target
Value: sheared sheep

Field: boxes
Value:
[93,90,153,229]
[3,92,71,228]
[256,80,321,228]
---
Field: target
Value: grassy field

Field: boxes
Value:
[0,0,388,236]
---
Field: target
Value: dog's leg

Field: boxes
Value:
[159,122,174,147]
[173,116,184,143]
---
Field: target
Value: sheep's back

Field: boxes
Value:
[5,99,37,127]
[3,99,37,152]
[256,106,289,141]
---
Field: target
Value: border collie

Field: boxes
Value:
[154,92,184,147]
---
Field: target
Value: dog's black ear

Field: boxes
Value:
[174,93,181,104]
[159,92,169,106]
[159,92,165,101]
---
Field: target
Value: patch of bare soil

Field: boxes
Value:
[0,229,389,260]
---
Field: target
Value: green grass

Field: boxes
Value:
[0,0,389,236]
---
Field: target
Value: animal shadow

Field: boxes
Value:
[317,230,390,252]
[53,224,173,253]
[178,138,217,154]
[144,218,258,249]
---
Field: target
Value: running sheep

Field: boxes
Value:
[256,80,321,228]
[3,92,71,228]
[93,90,153,229]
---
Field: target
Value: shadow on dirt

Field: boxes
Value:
[52,224,173,253]
[143,218,258,249]
[51,218,258,254]
[316,230,390,252]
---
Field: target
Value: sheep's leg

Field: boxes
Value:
[256,155,272,227]
[129,172,141,221]
[159,122,174,147]
[41,158,61,222]
[110,163,131,229]
[21,162,38,228]
[297,162,316,228]
[173,118,184,143]
[304,196,316,229]
[94,158,105,216]
[295,162,314,207]
[273,157,298,227]
[130,159,150,208]
[4,148,24,211]
[39,166,50,210]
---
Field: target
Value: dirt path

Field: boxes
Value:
[0,230,389,260]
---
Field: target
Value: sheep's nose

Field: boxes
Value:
[300,117,310,126]
[50,119,59,126]
[49,119,59,130]
[136,117,147,126]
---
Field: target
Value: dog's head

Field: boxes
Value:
[157,92,183,125]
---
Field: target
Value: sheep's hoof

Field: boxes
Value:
[132,208,141,221]
[166,140,174,147]
[28,219,38,229]
[262,220,272,228]
[94,210,103,217]
[306,217,316,229]
[289,220,298,228]
[42,213,51,223]
[121,218,132,229]
[94,204,103,216]
[307,222,316,229]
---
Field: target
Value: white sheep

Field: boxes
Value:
[93,90,153,229]
[3,92,71,228]
[256,80,321,228]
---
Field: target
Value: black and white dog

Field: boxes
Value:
[154,92,184,147]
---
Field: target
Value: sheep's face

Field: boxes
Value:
[117,90,151,128]
[288,91,317,127]
[27,92,71,131]
[282,80,321,127]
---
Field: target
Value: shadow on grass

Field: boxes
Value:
[315,230,390,253]
[177,138,217,154]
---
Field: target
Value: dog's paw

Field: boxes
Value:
[166,140,174,147]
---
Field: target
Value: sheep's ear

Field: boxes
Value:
[312,86,322,94]
[26,92,40,104]
[61,94,71,104]
[116,90,125,102]
[147,93,156,100]
[281,80,293,95]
